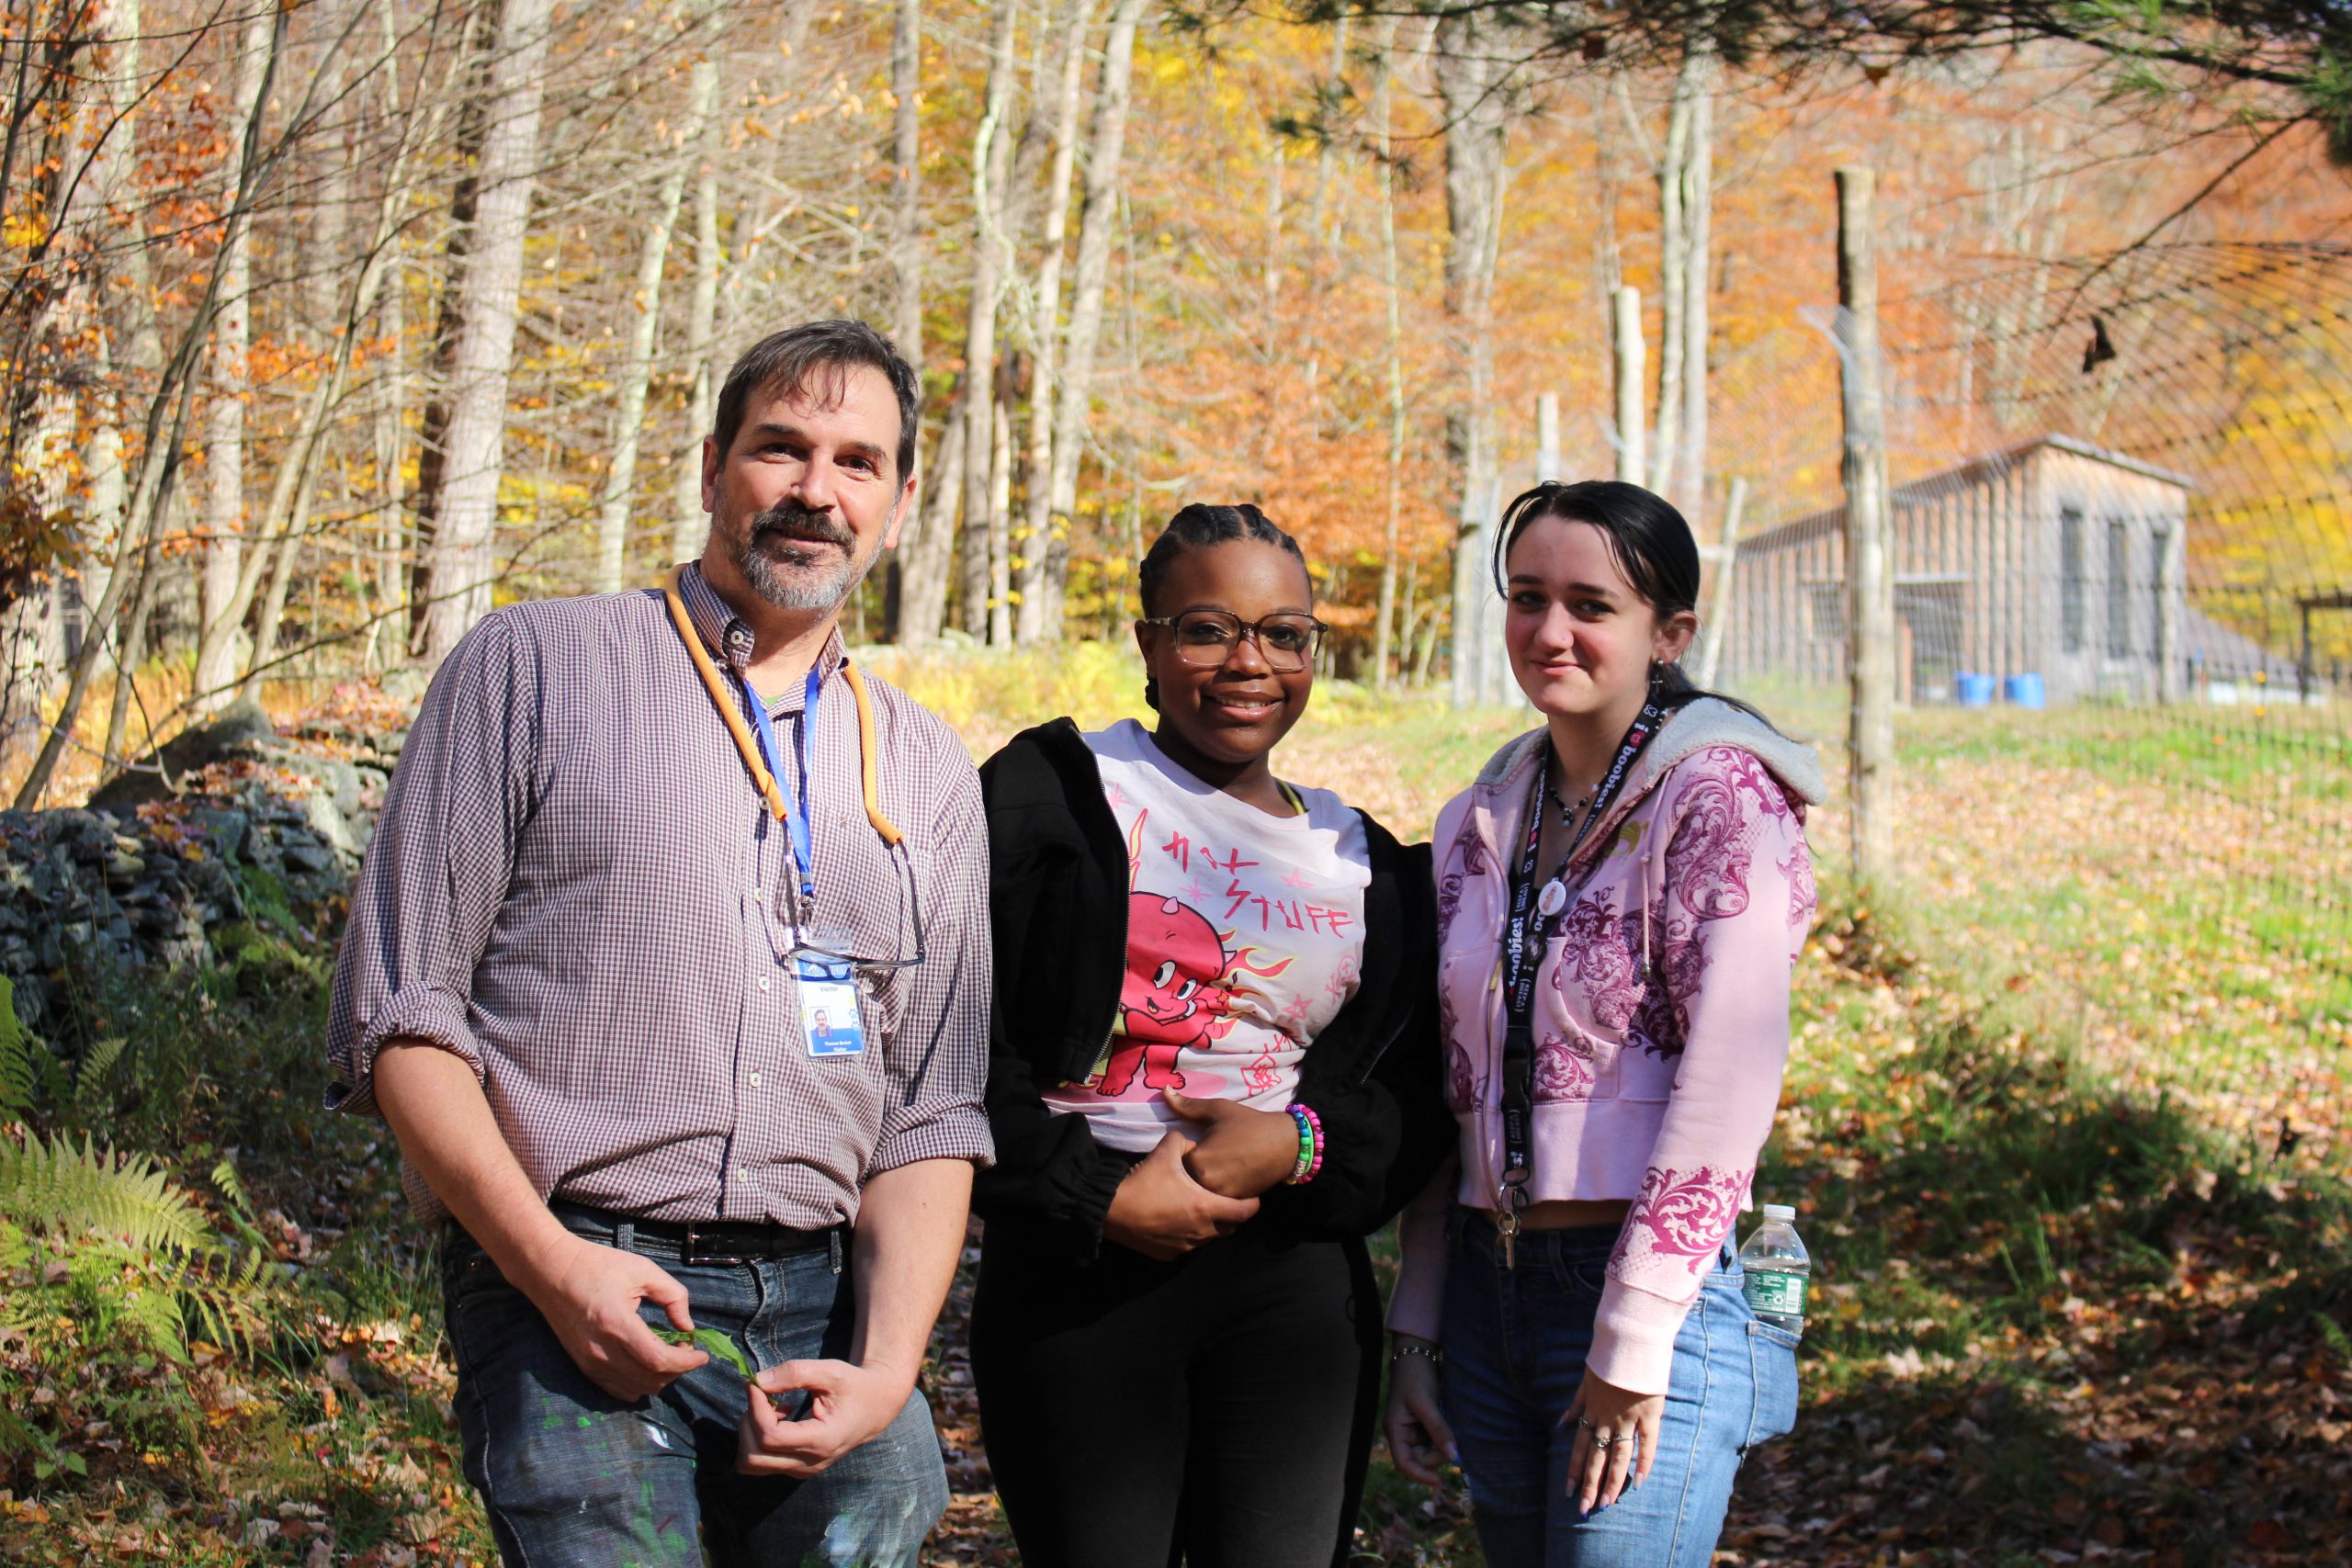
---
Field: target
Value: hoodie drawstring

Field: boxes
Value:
[1640,798,1672,987]
[1641,858,1655,986]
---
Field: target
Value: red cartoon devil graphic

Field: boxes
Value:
[1095,893,1232,1097]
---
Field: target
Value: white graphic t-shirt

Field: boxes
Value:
[1042,719,1372,1154]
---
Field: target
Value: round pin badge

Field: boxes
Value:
[1536,878,1567,917]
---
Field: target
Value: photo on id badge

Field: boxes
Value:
[797,954,865,1057]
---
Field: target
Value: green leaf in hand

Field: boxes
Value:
[654,1325,752,1378]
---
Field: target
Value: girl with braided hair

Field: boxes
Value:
[971,503,1451,1566]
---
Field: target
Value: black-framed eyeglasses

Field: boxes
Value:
[1139,610,1329,672]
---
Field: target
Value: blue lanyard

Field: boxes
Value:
[744,666,822,900]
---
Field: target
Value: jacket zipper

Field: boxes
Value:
[1469,750,1667,1212]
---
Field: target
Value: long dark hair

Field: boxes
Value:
[1490,479,1772,720]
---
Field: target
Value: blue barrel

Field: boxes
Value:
[2003,672,2047,709]
[1954,672,1996,707]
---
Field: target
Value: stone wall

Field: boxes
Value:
[3,705,396,1037]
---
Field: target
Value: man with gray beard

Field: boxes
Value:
[327,321,990,1565]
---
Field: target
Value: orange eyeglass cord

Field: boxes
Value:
[661,565,905,849]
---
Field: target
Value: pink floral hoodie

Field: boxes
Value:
[1386,699,1823,1396]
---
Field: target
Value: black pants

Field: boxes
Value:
[970,1222,1383,1568]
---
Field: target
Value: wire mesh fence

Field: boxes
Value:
[1702,241,2352,1181]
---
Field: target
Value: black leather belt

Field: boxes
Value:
[550,1201,844,1268]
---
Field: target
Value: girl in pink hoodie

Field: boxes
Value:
[1385,480,1820,1567]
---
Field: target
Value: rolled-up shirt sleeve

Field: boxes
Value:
[865,750,996,1176]
[325,613,539,1117]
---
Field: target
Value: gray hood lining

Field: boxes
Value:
[1472,698,1827,818]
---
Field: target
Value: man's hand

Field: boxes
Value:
[1101,1131,1260,1260]
[729,1158,966,1479]
[521,1233,708,1403]
[736,1358,913,1477]
[373,1043,707,1403]
[1164,1091,1301,1200]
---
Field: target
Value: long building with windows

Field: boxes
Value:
[1717,434,2193,705]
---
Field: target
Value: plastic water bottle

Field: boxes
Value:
[1738,1203,1810,1335]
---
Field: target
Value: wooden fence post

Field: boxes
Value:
[1838,165,1895,887]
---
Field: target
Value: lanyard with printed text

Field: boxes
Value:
[1492,690,1686,1243]
[745,666,823,901]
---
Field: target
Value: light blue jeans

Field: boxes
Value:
[440,1215,948,1568]
[1438,1210,1800,1568]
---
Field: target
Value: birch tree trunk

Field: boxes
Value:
[1372,18,1404,687]
[219,23,447,698]
[1648,51,1701,498]
[245,98,434,698]
[98,524,163,784]
[958,0,1019,641]
[237,160,417,694]
[8,30,283,816]
[594,54,715,592]
[14,285,217,807]
[372,0,413,662]
[1692,475,1746,688]
[1013,0,1096,646]
[1593,73,1623,309]
[1675,52,1714,514]
[408,5,494,637]
[374,236,409,664]
[1665,42,1721,512]
[670,59,723,565]
[69,0,144,634]
[243,479,313,694]
[988,362,1014,647]
[191,3,277,711]
[891,0,923,366]
[304,0,359,334]
[1614,285,1645,483]
[881,0,926,640]
[1435,13,1512,708]
[1042,0,1149,640]
[896,378,965,645]
[5,16,106,761]
[413,0,558,668]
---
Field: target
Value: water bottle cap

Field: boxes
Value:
[1760,1203,1795,1221]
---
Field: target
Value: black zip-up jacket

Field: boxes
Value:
[973,717,1453,1262]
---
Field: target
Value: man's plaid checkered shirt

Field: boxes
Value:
[326,565,994,1228]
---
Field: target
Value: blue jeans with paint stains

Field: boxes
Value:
[440,1214,948,1568]
[1438,1212,1801,1568]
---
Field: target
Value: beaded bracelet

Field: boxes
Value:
[1284,1107,1314,1183]
[1285,1103,1325,1186]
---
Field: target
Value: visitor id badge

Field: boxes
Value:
[796,953,865,1058]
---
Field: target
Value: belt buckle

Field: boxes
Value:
[680,1224,748,1267]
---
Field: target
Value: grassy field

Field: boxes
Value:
[4,659,2346,1564]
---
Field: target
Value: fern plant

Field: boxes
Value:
[0,1134,210,1253]
[0,1131,288,1488]
[0,975,65,1121]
